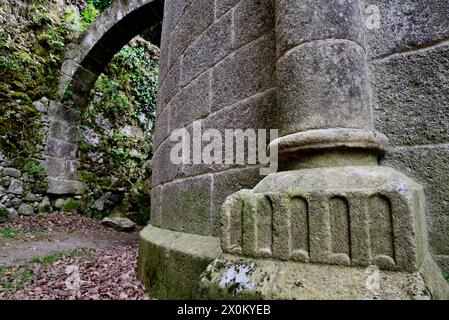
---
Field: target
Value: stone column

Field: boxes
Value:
[201,0,449,299]
[273,0,387,170]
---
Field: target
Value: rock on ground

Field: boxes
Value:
[101,217,136,232]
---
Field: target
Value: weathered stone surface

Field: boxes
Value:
[38,196,52,213]
[47,101,80,123]
[215,0,240,18]
[33,99,48,113]
[211,31,276,112]
[366,0,449,59]
[0,176,11,188]
[181,10,232,86]
[158,33,170,85]
[108,196,129,218]
[60,59,81,79]
[48,118,79,142]
[167,0,215,71]
[45,156,70,178]
[10,197,22,208]
[7,179,23,195]
[436,255,449,274]
[199,253,448,299]
[371,43,449,146]
[276,0,365,57]
[381,145,449,256]
[211,167,263,236]
[273,129,387,170]
[151,140,183,187]
[102,217,136,232]
[7,208,18,221]
[138,224,222,299]
[54,198,66,209]
[150,185,163,226]
[23,192,37,202]
[180,88,278,179]
[278,40,373,136]
[170,71,211,130]
[47,178,87,195]
[157,59,180,108]
[233,0,274,48]
[156,175,213,236]
[153,103,170,150]
[222,167,428,272]
[178,118,235,179]
[44,138,78,160]
[0,204,9,223]
[5,168,21,178]
[18,203,34,216]
[161,0,193,45]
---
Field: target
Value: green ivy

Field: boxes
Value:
[80,4,98,31]
[23,160,45,176]
[23,160,48,193]
[87,0,113,13]
[76,138,94,153]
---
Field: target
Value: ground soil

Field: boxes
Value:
[0,213,149,300]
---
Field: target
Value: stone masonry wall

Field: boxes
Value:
[151,0,277,237]
[153,0,449,273]
[0,98,53,222]
[366,0,449,272]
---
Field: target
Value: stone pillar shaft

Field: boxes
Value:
[273,0,387,169]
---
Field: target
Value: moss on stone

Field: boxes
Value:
[0,0,84,168]
[137,225,221,299]
[61,198,78,213]
[97,177,113,190]
[78,171,97,184]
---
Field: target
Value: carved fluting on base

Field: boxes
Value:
[221,166,426,272]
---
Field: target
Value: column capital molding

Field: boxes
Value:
[269,128,389,156]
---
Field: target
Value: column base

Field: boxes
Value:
[137,224,222,299]
[199,252,448,300]
[216,166,449,299]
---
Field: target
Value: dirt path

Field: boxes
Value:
[0,232,139,267]
[0,213,148,300]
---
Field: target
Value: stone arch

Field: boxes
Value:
[44,0,164,195]
[59,0,164,108]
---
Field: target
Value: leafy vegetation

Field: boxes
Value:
[87,0,113,13]
[1,227,17,239]
[23,160,48,193]
[62,198,78,213]
[78,37,158,224]
[0,266,33,294]
[31,251,77,265]
[0,0,84,167]
[80,3,99,30]
[23,160,45,176]
[1,0,157,225]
